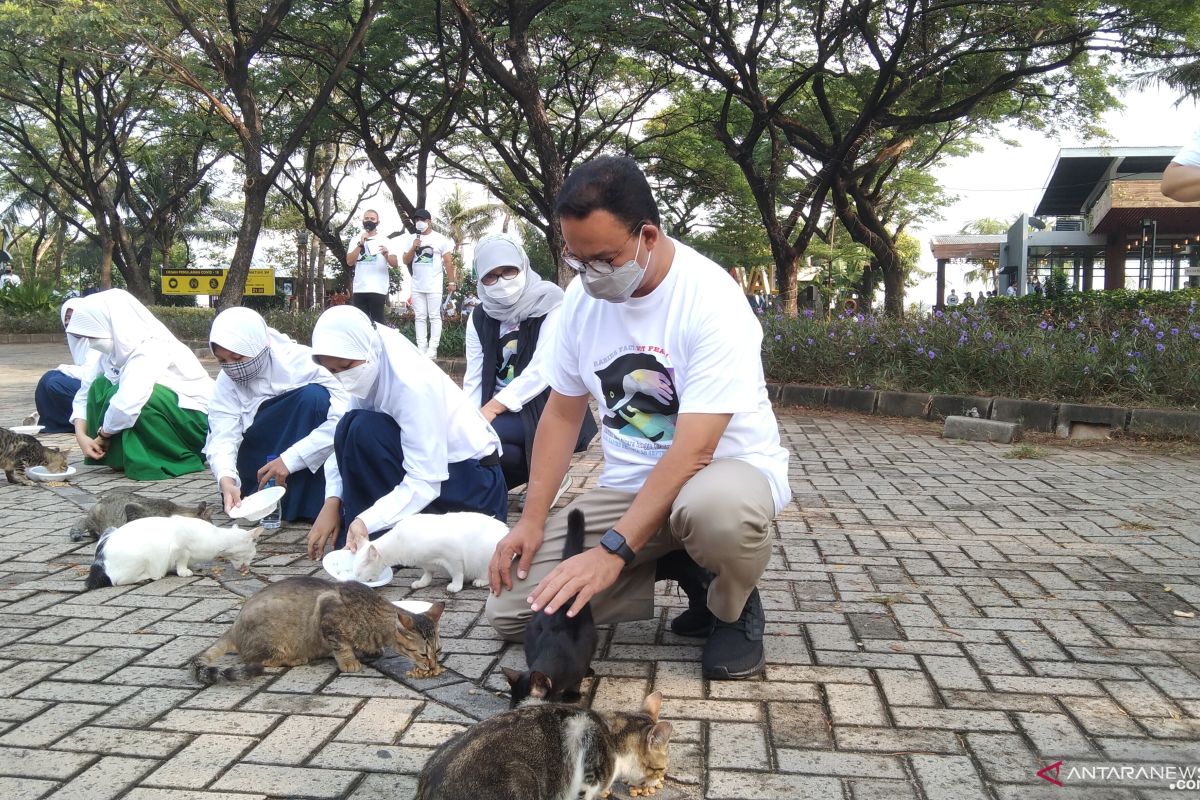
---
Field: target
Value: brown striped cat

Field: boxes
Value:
[0,427,68,485]
[416,692,672,800]
[191,576,444,683]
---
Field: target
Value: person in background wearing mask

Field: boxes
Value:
[403,208,455,357]
[0,265,20,288]
[304,306,507,559]
[65,289,214,480]
[205,308,349,522]
[346,208,397,324]
[463,233,597,498]
[485,156,791,681]
[32,298,104,433]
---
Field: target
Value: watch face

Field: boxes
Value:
[600,529,624,551]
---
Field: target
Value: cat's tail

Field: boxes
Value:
[562,508,586,560]
[189,634,264,685]
[83,528,114,590]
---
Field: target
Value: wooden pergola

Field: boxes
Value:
[929,235,1005,307]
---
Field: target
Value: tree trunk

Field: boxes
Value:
[856,261,879,313]
[99,238,114,290]
[882,266,904,317]
[218,183,269,310]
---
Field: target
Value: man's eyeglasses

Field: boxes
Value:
[561,224,646,276]
[480,266,520,286]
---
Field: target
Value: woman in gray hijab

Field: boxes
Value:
[463,234,596,495]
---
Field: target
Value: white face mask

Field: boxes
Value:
[88,337,115,354]
[480,268,526,307]
[336,359,379,399]
[67,334,91,366]
[580,232,650,304]
[415,221,429,233]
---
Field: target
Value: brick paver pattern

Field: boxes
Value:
[2,342,1199,799]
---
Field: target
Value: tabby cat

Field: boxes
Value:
[71,490,212,541]
[191,576,444,684]
[416,691,672,800]
[0,427,68,485]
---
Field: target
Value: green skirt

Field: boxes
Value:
[86,376,209,480]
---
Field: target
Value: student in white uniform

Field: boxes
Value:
[463,233,596,494]
[205,307,349,522]
[33,298,104,433]
[485,156,792,681]
[304,306,506,559]
[402,208,455,357]
[65,289,214,480]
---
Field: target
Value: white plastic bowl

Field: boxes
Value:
[322,549,393,588]
[227,485,286,521]
[393,599,434,615]
[9,425,45,435]
[26,465,77,481]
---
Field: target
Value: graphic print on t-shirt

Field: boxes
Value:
[414,245,435,266]
[495,330,519,389]
[594,350,679,446]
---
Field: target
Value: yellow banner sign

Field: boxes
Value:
[161,268,275,296]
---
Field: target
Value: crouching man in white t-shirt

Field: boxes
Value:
[485,156,791,679]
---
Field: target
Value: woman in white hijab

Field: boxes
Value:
[464,234,596,494]
[65,289,214,480]
[32,298,104,433]
[206,307,349,522]
[305,306,505,559]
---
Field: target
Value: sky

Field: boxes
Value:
[907,85,1200,305]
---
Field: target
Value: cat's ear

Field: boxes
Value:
[124,503,149,521]
[366,544,381,560]
[425,601,446,623]
[396,611,414,630]
[641,691,662,721]
[196,501,212,520]
[646,721,673,750]
[529,671,552,699]
[501,667,523,688]
[246,526,265,539]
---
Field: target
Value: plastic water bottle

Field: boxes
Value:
[260,454,281,529]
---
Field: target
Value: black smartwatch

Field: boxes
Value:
[599,528,635,565]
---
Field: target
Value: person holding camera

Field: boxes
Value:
[346,209,397,324]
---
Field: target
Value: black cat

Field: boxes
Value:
[503,508,598,707]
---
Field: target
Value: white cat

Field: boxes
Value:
[86,515,262,589]
[353,512,508,593]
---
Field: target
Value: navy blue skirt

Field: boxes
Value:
[236,384,331,522]
[35,369,82,433]
[333,408,507,546]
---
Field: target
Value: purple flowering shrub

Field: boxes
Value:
[760,289,1200,408]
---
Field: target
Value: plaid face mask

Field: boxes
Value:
[220,346,271,383]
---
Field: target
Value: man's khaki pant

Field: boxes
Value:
[485,458,776,641]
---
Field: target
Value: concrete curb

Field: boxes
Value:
[770,381,1200,441]
[944,416,1022,444]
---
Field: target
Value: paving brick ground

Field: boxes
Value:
[3,342,1200,799]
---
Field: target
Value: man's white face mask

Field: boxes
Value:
[415,221,429,233]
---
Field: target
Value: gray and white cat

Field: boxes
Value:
[71,490,213,541]
[0,427,68,485]
[417,691,673,800]
[191,576,445,683]
[353,511,508,593]
[85,516,260,590]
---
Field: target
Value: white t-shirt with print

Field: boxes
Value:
[549,239,791,515]
[1174,127,1200,168]
[351,231,390,295]
[406,231,454,293]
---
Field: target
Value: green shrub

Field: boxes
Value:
[0,278,66,314]
[761,291,1200,408]
[146,306,216,342]
[2,309,62,333]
